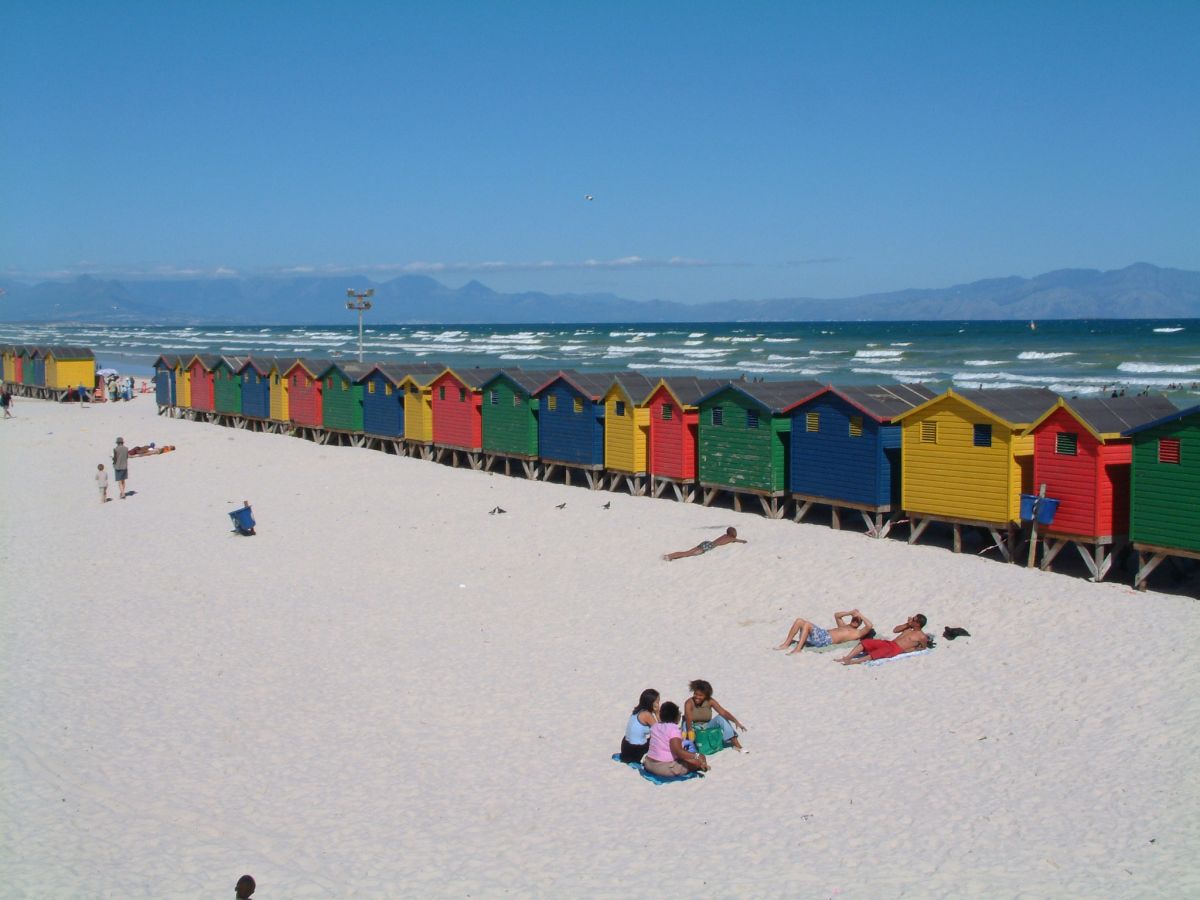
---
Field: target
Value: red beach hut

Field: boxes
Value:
[430,367,502,464]
[285,359,331,430]
[186,354,220,413]
[1025,395,1178,580]
[645,377,727,501]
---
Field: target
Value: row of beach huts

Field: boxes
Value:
[4,345,1198,591]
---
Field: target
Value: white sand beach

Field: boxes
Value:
[2,392,1199,898]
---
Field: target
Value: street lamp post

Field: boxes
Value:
[345,288,374,363]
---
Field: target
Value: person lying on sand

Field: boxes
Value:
[837,613,932,665]
[662,527,746,561]
[127,443,176,457]
[774,609,875,654]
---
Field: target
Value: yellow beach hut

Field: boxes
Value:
[601,373,657,494]
[268,357,294,429]
[2,346,16,383]
[398,369,439,458]
[44,346,97,396]
[891,387,1058,560]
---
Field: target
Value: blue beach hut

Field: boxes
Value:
[534,371,619,489]
[360,362,445,449]
[237,357,272,422]
[152,354,179,408]
[784,384,937,536]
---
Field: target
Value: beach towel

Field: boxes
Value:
[864,648,932,668]
[611,753,703,785]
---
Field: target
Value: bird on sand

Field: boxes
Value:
[555,502,567,509]
[602,501,611,510]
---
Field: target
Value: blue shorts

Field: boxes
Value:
[805,625,832,648]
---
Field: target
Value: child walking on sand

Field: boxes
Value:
[95,463,109,502]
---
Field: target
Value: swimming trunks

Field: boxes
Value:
[805,625,832,648]
[861,638,903,660]
[698,541,715,553]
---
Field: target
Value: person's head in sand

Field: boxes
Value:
[235,874,255,899]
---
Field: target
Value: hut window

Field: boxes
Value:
[325,377,333,389]
[385,384,393,396]
[747,409,759,429]
[489,389,498,405]
[513,393,523,407]
[341,380,348,392]
[712,407,724,426]
[849,416,863,438]
[661,403,673,421]
[368,381,376,394]
[1056,432,1077,455]
[274,374,280,385]
[439,386,446,401]
[573,397,584,414]
[921,421,937,443]
[973,424,992,448]
[409,385,418,395]
[616,400,626,417]
[1159,438,1181,464]
[548,395,557,411]
[806,412,819,433]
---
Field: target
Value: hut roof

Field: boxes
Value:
[317,360,373,381]
[237,357,273,376]
[895,387,1059,428]
[1026,395,1180,440]
[187,353,224,371]
[45,345,96,360]
[152,353,183,368]
[284,358,332,378]
[1121,401,1200,437]
[481,368,559,393]
[217,355,245,371]
[788,383,939,422]
[439,367,506,390]
[651,377,730,408]
[361,361,446,385]
[698,379,825,413]
[534,371,624,400]
[607,373,659,405]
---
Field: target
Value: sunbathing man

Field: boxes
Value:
[774,609,875,654]
[837,613,932,665]
[662,527,746,561]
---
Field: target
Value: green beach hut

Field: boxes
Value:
[318,360,371,442]
[1123,403,1200,590]
[212,356,245,418]
[480,369,554,477]
[695,380,822,517]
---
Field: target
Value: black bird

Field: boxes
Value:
[555,502,567,509]
[602,501,611,510]
[496,507,507,514]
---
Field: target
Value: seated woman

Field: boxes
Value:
[620,688,660,763]
[684,679,746,751]
[643,701,708,778]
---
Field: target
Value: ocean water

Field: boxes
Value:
[3,319,1199,400]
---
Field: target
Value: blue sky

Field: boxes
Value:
[3,1,1198,302]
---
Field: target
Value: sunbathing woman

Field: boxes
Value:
[684,679,746,751]
[642,701,708,778]
[620,688,660,763]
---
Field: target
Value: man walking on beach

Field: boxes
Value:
[774,609,875,654]
[836,613,931,665]
[112,437,129,499]
[663,527,746,561]
[1,386,13,418]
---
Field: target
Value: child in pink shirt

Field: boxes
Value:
[643,701,708,778]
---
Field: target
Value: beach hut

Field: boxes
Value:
[44,346,97,400]
[785,383,938,536]
[480,369,554,478]
[397,368,444,459]
[1023,395,1179,580]
[284,359,330,438]
[643,377,728,502]
[237,358,273,426]
[430,366,504,468]
[152,354,180,411]
[892,387,1058,560]
[212,356,245,419]
[12,346,28,385]
[1,345,15,383]
[695,380,823,517]
[359,362,444,453]
[27,347,46,390]
[185,354,221,416]
[1121,403,1200,590]
[266,357,294,430]
[318,361,371,444]
[534,371,620,489]
[601,373,658,494]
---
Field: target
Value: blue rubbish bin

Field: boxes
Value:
[229,505,256,534]
[1020,494,1059,525]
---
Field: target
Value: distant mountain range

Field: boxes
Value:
[1,262,1198,324]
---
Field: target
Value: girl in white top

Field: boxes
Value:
[619,688,659,763]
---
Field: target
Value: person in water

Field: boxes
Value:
[662,527,746,561]
[774,608,875,654]
[620,688,660,763]
[683,679,746,751]
[642,701,708,778]
[837,613,932,665]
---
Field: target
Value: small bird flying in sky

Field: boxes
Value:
[584,194,593,201]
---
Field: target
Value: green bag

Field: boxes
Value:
[693,724,724,755]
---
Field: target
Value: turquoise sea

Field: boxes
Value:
[3,319,1199,401]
